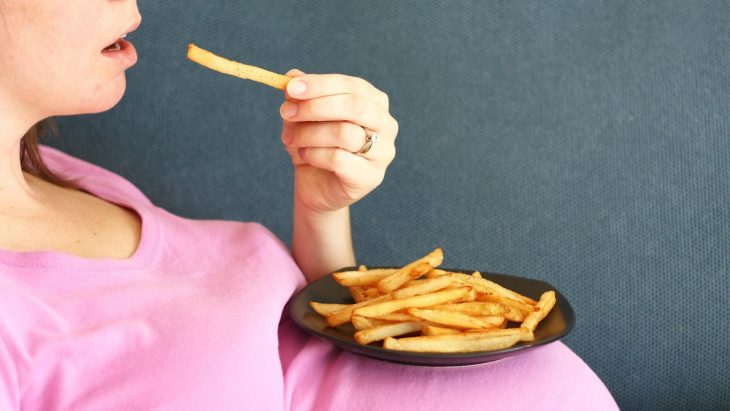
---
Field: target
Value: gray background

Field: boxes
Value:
[49,1,729,409]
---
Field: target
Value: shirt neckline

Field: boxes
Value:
[0,162,160,272]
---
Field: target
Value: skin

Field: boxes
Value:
[0,0,398,282]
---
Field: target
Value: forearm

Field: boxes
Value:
[292,198,356,283]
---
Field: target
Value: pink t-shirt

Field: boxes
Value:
[0,146,618,410]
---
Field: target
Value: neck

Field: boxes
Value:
[0,98,47,212]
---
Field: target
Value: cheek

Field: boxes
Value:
[0,3,127,116]
[19,60,127,116]
[33,46,128,115]
[60,42,131,113]
[38,9,127,114]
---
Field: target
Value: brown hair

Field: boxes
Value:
[20,119,79,189]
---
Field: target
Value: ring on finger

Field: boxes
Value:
[355,128,378,155]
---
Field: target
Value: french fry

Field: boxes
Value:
[383,332,522,353]
[477,293,537,315]
[371,312,422,322]
[392,275,453,299]
[309,302,350,316]
[355,322,423,345]
[348,286,368,302]
[332,268,397,287]
[325,294,392,327]
[453,272,537,305]
[458,287,477,302]
[465,327,534,341]
[425,268,448,278]
[466,327,505,333]
[421,325,461,336]
[407,308,503,330]
[364,287,382,299]
[351,316,393,331]
[353,287,469,318]
[489,316,509,328]
[186,43,292,90]
[377,248,444,293]
[501,306,525,322]
[429,302,507,316]
[376,262,432,294]
[520,291,557,335]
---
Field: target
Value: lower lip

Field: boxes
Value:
[101,38,138,68]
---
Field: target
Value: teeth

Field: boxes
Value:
[106,41,121,51]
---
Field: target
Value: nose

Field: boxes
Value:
[116,0,142,27]
[131,1,142,28]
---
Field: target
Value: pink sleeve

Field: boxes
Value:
[0,338,19,410]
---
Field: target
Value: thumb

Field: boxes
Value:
[286,68,306,77]
[284,68,307,98]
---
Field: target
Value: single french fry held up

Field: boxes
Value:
[187,43,292,90]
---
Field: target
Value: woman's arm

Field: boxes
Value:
[279,69,398,282]
[292,200,354,283]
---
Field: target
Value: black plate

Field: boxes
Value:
[288,267,575,366]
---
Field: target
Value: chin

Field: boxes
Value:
[72,73,129,115]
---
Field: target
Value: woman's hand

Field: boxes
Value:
[280,69,398,214]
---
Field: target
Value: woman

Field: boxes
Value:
[0,1,617,409]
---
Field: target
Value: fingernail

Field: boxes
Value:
[288,79,307,95]
[281,101,298,119]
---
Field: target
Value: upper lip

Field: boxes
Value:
[102,19,141,49]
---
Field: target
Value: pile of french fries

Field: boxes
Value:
[310,248,557,353]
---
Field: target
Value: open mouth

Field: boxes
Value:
[104,34,127,52]
[105,41,121,51]
[101,34,137,67]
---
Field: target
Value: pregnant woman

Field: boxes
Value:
[0,1,617,409]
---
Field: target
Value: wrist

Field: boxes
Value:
[293,194,349,221]
[292,198,355,282]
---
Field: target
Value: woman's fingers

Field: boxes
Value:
[280,94,397,135]
[297,147,385,186]
[280,70,398,161]
[282,121,365,152]
[277,70,398,211]
[281,121,396,162]
[284,73,389,110]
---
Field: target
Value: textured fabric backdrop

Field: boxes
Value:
[49,1,729,409]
